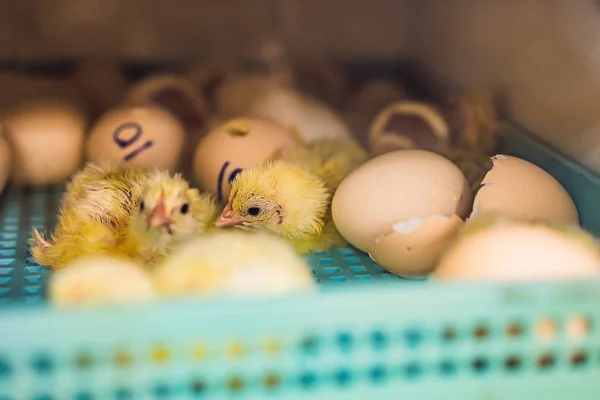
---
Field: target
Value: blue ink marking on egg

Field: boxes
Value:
[217,161,230,204]
[228,168,243,183]
[112,122,154,161]
[124,140,154,161]
[113,122,143,148]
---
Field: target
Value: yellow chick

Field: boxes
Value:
[49,255,156,307]
[154,230,315,297]
[124,169,219,265]
[30,162,218,269]
[276,137,368,190]
[214,160,345,253]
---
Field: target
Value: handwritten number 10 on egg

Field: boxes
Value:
[86,105,185,171]
[112,122,154,162]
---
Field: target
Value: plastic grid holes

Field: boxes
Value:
[0,185,419,305]
[0,185,62,305]
[0,316,595,399]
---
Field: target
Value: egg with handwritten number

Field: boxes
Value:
[193,117,300,203]
[3,99,86,185]
[86,105,185,171]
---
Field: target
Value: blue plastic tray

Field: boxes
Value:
[1,128,600,399]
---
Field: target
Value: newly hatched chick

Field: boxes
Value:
[125,170,219,265]
[49,256,156,307]
[214,160,345,253]
[30,162,148,269]
[154,230,315,297]
[30,162,218,269]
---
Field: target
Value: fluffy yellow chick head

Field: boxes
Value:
[131,170,199,244]
[214,161,329,240]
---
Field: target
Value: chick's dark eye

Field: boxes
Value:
[139,201,145,211]
[247,207,261,216]
[180,203,190,214]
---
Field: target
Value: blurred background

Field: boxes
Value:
[2,0,599,173]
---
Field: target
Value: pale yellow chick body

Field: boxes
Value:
[154,230,315,297]
[214,160,342,253]
[30,162,218,269]
[213,138,367,253]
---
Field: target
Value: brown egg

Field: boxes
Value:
[86,105,185,171]
[193,117,300,203]
[3,99,87,185]
[0,132,11,192]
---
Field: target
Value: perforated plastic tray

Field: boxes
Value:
[2,128,600,400]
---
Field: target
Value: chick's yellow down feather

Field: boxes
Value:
[154,230,315,297]
[30,162,218,269]
[276,137,368,190]
[215,160,345,253]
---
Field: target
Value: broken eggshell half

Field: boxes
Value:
[368,101,450,156]
[367,214,464,278]
[469,154,579,225]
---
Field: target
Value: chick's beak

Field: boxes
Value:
[147,198,173,233]
[215,202,244,228]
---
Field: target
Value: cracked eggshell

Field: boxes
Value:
[470,155,579,225]
[245,86,352,142]
[193,117,300,203]
[369,101,449,156]
[433,218,600,282]
[332,150,472,253]
[368,214,464,277]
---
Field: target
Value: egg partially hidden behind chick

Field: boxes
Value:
[433,215,600,282]
[49,256,156,307]
[3,99,87,185]
[470,155,579,225]
[332,150,472,277]
[193,117,300,203]
[86,105,185,171]
[154,231,315,297]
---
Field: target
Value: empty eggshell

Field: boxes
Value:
[3,99,87,185]
[86,105,185,171]
[49,256,156,307]
[433,216,600,282]
[332,150,472,276]
[193,117,300,203]
[470,154,579,225]
[246,87,352,141]
[368,214,464,277]
[369,101,449,156]
[124,74,209,171]
[0,132,11,192]
[125,74,207,128]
